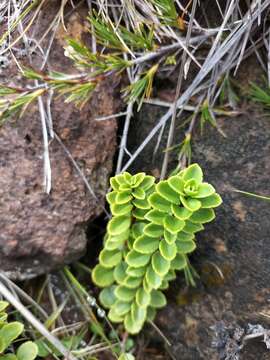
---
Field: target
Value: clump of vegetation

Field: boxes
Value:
[0,0,266,179]
[0,301,38,360]
[92,164,222,334]
[250,83,270,110]
[0,0,268,357]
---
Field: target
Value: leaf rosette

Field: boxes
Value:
[92,164,222,334]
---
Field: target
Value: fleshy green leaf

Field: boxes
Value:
[99,249,122,268]
[145,265,163,289]
[126,266,146,277]
[152,252,170,276]
[164,270,176,281]
[182,221,204,234]
[167,175,185,194]
[163,215,185,234]
[131,222,146,238]
[132,187,145,200]
[159,280,169,290]
[144,209,165,225]
[148,193,171,212]
[105,238,124,250]
[124,276,142,288]
[126,250,151,268]
[115,173,129,186]
[108,229,130,242]
[176,240,196,254]
[106,191,117,205]
[150,290,167,308]
[164,230,177,244]
[119,183,132,191]
[99,286,116,308]
[0,337,6,353]
[156,181,180,204]
[0,301,9,313]
[171,204,192,220]
[189,208,215,223]
[108,216,131,236]
[171,253,187,270]
[34,339,50,358]
[113,301,131,316]
[116,190,132,204]
[132,198,151,210]
[131,302,146,324]
[143,277,152,293]
[124,313,142,334]
[0,312,8,323]
[0,322,24,350]
[180,196,201,212]
[177,232,195,242]
[182,163,203,183]
[114,262,128,284]
[133,208,148,220]
[127,236,135,250]
[115,286,137,302]
[200,193,222,208]
[123,172,132,183]
[146,307,157,321]
[131,172,145,187]
[194,183,215,198]
[183,179,200,197]
[17,341,38,360]
[139,175,155,190]
[110,178,120,191]
[143,223,163,238]
[159,239,177,260]
[111,202,133,216]
[108,307,124,323]
[92,264,115,287]
[134,235,159,254]
[136,288,151,308]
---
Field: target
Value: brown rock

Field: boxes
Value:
[0,2,120,279]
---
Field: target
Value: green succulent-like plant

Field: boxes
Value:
[92,164,222,334]
[0,301,38,360]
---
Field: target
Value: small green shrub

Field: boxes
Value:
[0,301,38,360]
[92,164,222,334]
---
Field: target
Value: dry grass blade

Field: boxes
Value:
[121,0,270,172]
[160,0,198,179]
[0,279,79,360]
[116,100,134,174]
[0,273,48,319]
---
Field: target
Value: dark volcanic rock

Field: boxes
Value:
[128,73,270,359]
[0,2,119,279]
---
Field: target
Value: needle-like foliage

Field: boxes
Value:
[250,83,270,109]
[153,0,179,26]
